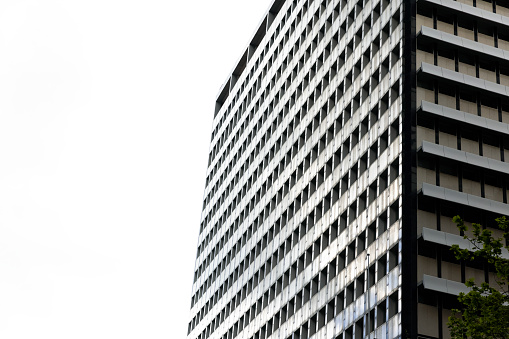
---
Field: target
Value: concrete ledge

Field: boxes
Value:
[420,183,509,216]
[419,62,509,97]
[418,0,509,27]
[418,26,509,61]
[419,101,509,135]
[420,275,470,296]
[420,140,509,175]
[420,227,509,259]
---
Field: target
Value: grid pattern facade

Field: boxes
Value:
[187,0,509,338]
[414,0,509,337]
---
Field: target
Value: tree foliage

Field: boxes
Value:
[447,216,509,339]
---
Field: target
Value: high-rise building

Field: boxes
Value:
[187,0,509,338]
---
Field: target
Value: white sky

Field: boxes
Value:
[0,0,272,338]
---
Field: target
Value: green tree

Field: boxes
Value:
[447,216,509,339]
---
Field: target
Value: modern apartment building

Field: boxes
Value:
[187,0,509,338]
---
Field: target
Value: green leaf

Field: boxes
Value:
[448,215,509,338]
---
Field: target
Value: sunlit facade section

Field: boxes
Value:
[187,0,509,338]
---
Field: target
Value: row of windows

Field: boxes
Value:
[193,97,400,303]
[212,0,303,133]
[417,3,509,51]
[189,0,405,337]
[208,15,398,205]
[418,232,502,286]
[196,13,402,272]
[190,211,400,338]
[189,0,509,337]
[416,97,509,161]
[191,137,401,333]
[203,20,401,240]
[417,37,509,87]
[196,111,386,295]
[191,139,400,331]
[416,191,508,339]
[205,0,396,220]
[205,9,329,220]
[207,0,343,206]
[209,0,376,166]
[418,152,509,202]
[211,0,302,136]
[194,66,401,323]
[208,0,316,178]
[457,0,509,15]
[417,199,508,244]
[204,0,396,215]
[196,63,401,301]
[215,289,399,339]
[272,290,398,339]
[416,80,509,125]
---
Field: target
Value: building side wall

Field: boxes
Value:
[188,1,509,339]
[415,0,509,338]
[188,0,406,339]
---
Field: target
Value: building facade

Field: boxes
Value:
[187,0,509,338]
